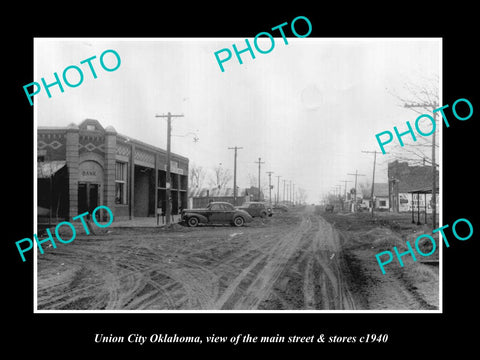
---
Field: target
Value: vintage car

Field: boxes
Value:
[181,201,253,227]
[325,204,334,212]
[273,204,289,212]
[237,201,273,218]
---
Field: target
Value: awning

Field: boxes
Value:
[407,187,439,194]
[37,161,66,179]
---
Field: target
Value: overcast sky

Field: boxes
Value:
[35,38,441,203]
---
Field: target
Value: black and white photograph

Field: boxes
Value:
[6,6,479,355]
[34,38,441,312]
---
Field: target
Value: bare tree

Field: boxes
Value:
[296,187,308,204]
[358,180,371,198]
[386,74,440,167]
[209,165,232,189]
[248,173,257,187]
[188,163,206,196]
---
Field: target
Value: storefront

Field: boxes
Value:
[37,119,189,222]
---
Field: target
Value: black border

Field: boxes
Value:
[6,5,479,355]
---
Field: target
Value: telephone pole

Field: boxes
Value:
[340,180,352,211]
[404,101,439,229]
[292,183,295,205]
[362,150,384,218]
[228,146,243,205]
[155,112,184,226]
[276,175,281,205]
[289,180,292,205]
[339,180,352,200]
[266,171,274,204]
[254,157,265,201]
[347,170,365,212]
[283,179,286,204]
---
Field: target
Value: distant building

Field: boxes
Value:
[388,160,439,213]
[189,186,263,208]
[361,183,390,210]
[37,119,189,222]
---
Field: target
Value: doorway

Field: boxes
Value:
[78,182,99,219]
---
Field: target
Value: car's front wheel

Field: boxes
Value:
[187,217,199,227]
[233,216,245,227]
[260,211,267,218]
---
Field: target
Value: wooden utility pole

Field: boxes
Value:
[228,146,243,205]
[254,157,265,201]
[276,175,281,205]
[339,180,352,200]
[289,180,292,204]
[292,183,295,205]
[155,112,184,226]
[266,171,274,204]
[362,150,384,218]
[283,179,286,204]
[339,180,352,211]
[347,170,365,212]
[404,101,439,229]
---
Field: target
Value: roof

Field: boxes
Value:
[373,183,389,197]
[39,119,189,162]
[407,187,439,194]
[362,183,389,198]
[37,161,66,178]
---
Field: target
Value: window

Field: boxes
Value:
[115,162,128,204]
[379,200,387,207]
[211,204,221,211]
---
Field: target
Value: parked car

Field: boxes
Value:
[259,202,274,217]
[358,203,368,211]
[273,204,289,212]
[237,201,273,218]
[181,201,253,227]
[325,204,334,212]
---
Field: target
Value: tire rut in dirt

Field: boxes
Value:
[218,216,312,310]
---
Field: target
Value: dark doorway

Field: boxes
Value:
[78,183,99,217]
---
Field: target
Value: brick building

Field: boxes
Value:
[388,160,439,213]
[37,119,189,222]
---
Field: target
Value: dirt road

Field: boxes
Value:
[37,206,357,310]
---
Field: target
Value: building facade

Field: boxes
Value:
[388,160,438,213]
[37,119,189,221]
[361,183,390,210]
